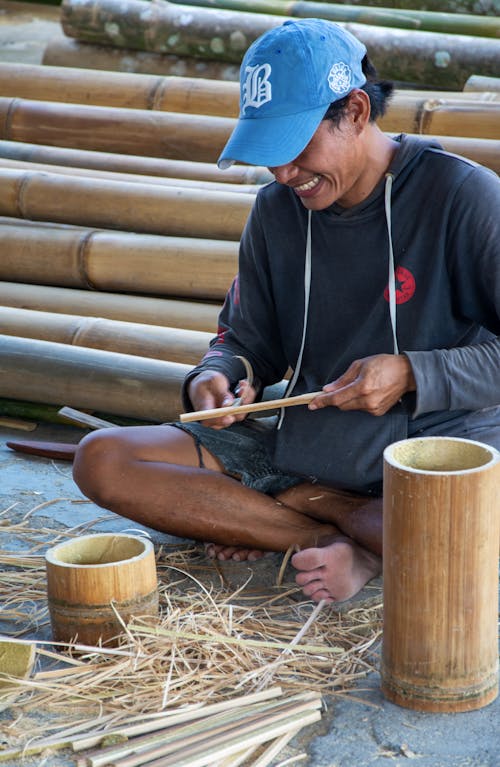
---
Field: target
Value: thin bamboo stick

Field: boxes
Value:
[0,282,222,332]
[180,391,323,423]
[0,222,238,300]
[0,306,213,366]
[0,140,273,184]
[0,168,252,241]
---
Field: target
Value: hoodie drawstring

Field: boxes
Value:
[278,179,399,428]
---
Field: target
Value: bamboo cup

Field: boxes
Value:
[381,436,500,712]
[45,533,159,646]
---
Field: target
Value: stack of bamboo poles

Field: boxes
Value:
[43,0,500,90]
[0,58,498,423]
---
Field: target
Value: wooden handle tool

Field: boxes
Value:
[180,390,323,423]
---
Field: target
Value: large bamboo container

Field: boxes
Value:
[42,37,241,81]
[46,533,159,646]
[0,98,234,162]
[0,306,212,366]
[0,282,222,332]
[0,169,252,240]
[0,157,259,195]
[0,335,190,421]
[0,223,237,299]
[0,141,273,185]
[382,436,500,713]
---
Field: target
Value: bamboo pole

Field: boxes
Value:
[0,62,240,116]
[0,157,260,195]
[429,135,500,173]
[42,37,241,81]
[59,0,500,88]
[0,97,234,162]
[0,282,222,332]
[1,96,499,165]
[464,75,500,92]
[0,168,251,240]
[1,63,499,119]
[379,97,500,138]
[0,335,190,422]
[382,437,500,712]
[0,307,213,367]
[0,141,273,185]
[0,222,238,299]
[318,0,498,14]
[177,0,500,38]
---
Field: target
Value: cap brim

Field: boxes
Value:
[217,104,329,169]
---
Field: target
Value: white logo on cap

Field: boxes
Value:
[327,62,352,95]
[242,63,272,112]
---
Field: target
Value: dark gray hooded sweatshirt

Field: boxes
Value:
[184,135,500,493]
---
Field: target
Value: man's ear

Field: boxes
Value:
[347,89,371,132]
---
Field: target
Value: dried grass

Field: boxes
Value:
[0,503,383,761]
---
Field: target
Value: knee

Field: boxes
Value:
[72,428,128,508]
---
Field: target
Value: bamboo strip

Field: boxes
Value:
[0,306,213,366]
[71,688,284,751]
[0,141,273,184]
[0,223,238,300]
[0,157,260,194]
[0,168,251,241]
[0,282,222,332]
[180,391,323,423]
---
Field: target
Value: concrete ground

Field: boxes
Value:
[0,2,499,765]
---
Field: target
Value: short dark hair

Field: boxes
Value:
[323,55,394,126]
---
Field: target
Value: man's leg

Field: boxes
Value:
[73,425,381,602]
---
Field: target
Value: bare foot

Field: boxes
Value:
[204,543,268,562]
[291,538,382,603]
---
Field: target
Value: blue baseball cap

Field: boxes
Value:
[218,19,367,170]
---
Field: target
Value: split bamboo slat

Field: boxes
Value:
[0,222,237,299]
[0,282,222,332]
[59,0,500,89]
[382,437,500,712]
[0,140,273,184]
[0,157,260,195]
[0,334,190,422]
[0,306,213,367]
[0,97,234,162]
[0,168,252,240]
[42,37,241,81]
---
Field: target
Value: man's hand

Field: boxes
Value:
[187,371,257,429]
[309,354,416,417]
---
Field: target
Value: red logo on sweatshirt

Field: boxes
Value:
[384,266,415,304]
